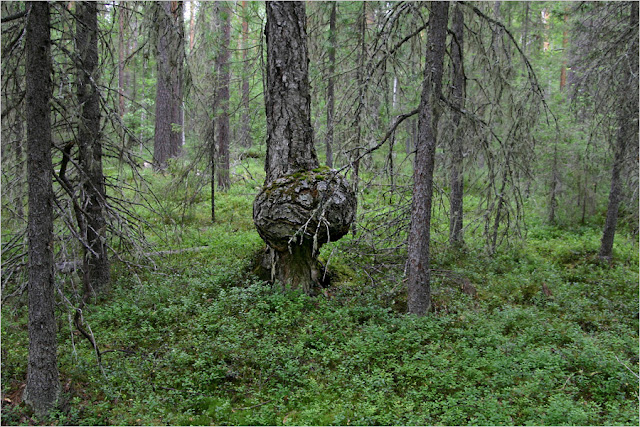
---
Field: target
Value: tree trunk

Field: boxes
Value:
[548,141,559,224]
[171,1,185,152]
[522,2,529,55]
[449,3,465,247]
[189,0,196,50]
[255,2,355,294]
[153,1,184,171]
[215,1,231,190]
[351,1,366,236]
[325,1,337,168]
[118,2,126,117]
[239,0,253,148]
[23,2,60,417]
[559,13,568,91]
[210,122,216,223]
[598,2,638,260]
[406,1,449,316]
[76,1,110,295]
[263,2,318,183]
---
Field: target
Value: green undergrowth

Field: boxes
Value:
[2,165,638,425]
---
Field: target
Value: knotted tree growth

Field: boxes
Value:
[253,2,356,295]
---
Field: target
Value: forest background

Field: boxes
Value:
[1,1,639,425]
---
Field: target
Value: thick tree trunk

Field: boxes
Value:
[76,1,110,295]
[215,1,231,190]
[153,1,184,171]
[406,2,449,316]
[598,2,638,260]
[255,2,355,294]
[264,2,319,183]
[325,1,337,168]
[23,2,60,417]
[449,3,465,247]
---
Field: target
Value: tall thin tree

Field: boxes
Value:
[215,1,231,190]
[153,1,184,170]
[239,0,253,148]
[599,2,638,259]
[351,1,366,236]
[23,1,60,417]
[406,2,449,316]
[76,1,110,294]
[325,1,337,168]
[449,3,465,246]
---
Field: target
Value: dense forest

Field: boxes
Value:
[1,1,638,425]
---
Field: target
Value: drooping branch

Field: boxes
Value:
[337,107,419,175]
[1,9,27,23]
[460,1,555,124]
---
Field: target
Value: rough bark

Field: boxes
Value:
[215,1,231,190]
[254,170,356,293]
[598,2,638,260]
[23,1,60,417]
[325,1,336,168]
[406,2,449,316]
[76,1,110,295]
[153,1,184,171]
[449,3,465,247]
[263,1,319,184]
[255,2,355,294]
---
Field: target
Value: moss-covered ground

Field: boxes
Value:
[1,156,638,426]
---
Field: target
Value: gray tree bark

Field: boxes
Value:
[263,2,318,183]
[449,3,465,247]
[406,2,449,316]
[76,1,110,295]
[23,1,60,417]
[255,1,355,294]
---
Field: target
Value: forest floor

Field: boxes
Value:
[1,157,639,426]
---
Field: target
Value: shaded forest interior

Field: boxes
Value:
[1,1,639,425]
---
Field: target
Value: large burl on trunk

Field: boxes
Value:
[254,168,355,294]
[254,2,355,294]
